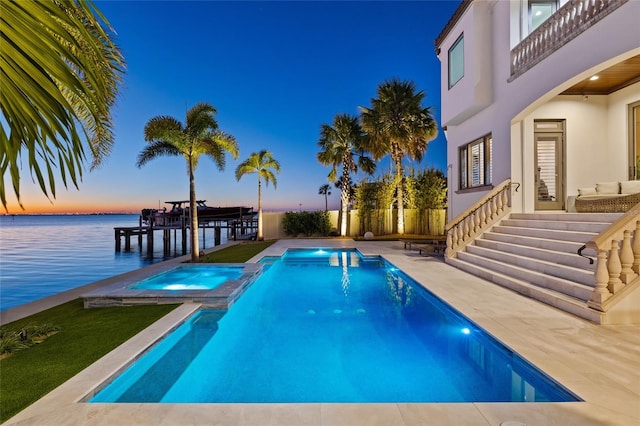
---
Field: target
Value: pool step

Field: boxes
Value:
[446,212,621,323]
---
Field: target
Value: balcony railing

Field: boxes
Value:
[510,0,628,80]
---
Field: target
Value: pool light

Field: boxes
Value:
[165,284,189,290]
[461,327,471,335]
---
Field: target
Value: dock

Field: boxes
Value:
[115,204,257,255]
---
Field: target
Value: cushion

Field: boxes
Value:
[596,181,620,195]
[620,180,640,195]
[577,187,597,196]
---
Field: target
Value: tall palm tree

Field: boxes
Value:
[360,79,437,235]
[317,113,375,236]
[137,102,238,262]
[1,0,125,210]
[235,150,280,241]
[318,184,331,211]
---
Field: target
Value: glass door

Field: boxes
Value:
[534,120,564,210]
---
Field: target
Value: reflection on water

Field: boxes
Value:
[91,249,579,403]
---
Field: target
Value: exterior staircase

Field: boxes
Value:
[445,212,622,323]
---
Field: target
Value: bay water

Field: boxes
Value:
[0,214,227,312]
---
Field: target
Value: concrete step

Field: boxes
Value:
[474,238,596,271]
[509,212,622,223]
[500,218,611,233]
[446,257,603,323]
[445,212,617,323]
[482,231,592,255]
[491,225,597,243]
[465,244,595,287]
[457,250,594,300]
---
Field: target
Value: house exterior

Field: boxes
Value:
[435,0,640,220]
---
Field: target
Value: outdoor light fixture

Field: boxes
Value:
[589,75,599,81]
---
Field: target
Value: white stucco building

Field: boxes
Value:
[435,0,640,220]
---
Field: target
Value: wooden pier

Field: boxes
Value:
[114,212,258,256]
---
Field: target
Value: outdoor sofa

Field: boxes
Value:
[574,180,640,213]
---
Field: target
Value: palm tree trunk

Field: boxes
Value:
[257,177,263,241]
[189,161,199,262]
[394,151,405,235]
[340,172,349,236]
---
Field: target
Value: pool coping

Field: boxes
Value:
[4,239,640,425]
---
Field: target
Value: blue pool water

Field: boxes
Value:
[90,248,580,403]
[129,266,244,291]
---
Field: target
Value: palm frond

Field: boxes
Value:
[144,116,183,142]
[0,0,124,210]
[235,150,280,186]
[136,141,182,167]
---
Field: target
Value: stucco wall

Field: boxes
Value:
[521,83,640,201]
[438,0,640,218]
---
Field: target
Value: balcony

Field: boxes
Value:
[509,0,628,81]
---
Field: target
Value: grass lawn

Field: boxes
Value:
[0,240,276,422]
[198,240,275,263]
[0,300,177,422]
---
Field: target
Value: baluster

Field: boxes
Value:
[479,202,487,226]
[632,221,640,274]
[464,216,471,241]
[619,230,635,284]
[607,239,623,293]
[473,208,481,234]
[457,221,464,246]
[502,187,509,209]
[487,196,495,221]
[588,249,612,310]
[446,229,454,256]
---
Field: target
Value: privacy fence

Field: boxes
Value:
[262,209,447,240]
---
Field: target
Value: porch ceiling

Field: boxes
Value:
[561,55,640,95]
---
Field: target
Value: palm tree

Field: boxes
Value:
[318,184,332,211]
[1,0,124,210]
[317,113,375,236]
[235,150,280,241]
[360,79,437,235]
[137,102,238,262]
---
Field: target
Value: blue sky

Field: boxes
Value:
[6,0,460,214]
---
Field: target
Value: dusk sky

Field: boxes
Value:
[4,0,461,214]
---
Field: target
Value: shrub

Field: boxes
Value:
[282,211,331,236]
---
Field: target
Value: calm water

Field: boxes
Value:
[0,215,227,312]
[91,249,579,403]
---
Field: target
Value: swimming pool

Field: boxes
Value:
[90,248,580,403]
[129,265,244,290]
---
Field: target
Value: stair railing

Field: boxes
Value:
[585,203,640,312]
[445,179,514,258]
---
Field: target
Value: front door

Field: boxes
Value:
[534,121,565,210]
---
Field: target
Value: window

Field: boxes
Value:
[459,134,492,189]
[529,0,557,31]
[448,33,464,88]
